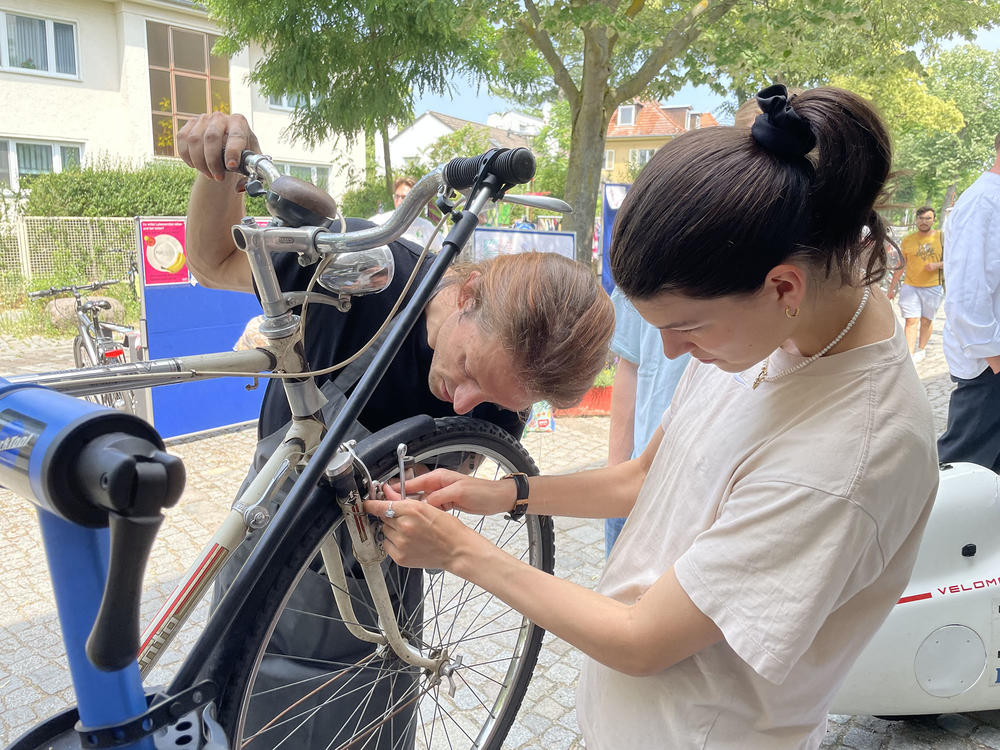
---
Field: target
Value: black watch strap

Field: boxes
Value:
[503,472,530,520]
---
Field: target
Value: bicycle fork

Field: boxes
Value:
[324,449,457,687]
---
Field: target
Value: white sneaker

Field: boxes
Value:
[912,348,927,363]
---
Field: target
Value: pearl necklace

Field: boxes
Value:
[752,287,871,390]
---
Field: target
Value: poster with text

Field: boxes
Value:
[471,228,575,263]
[139,219,189,286]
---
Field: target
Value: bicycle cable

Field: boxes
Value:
[89,210,452,386]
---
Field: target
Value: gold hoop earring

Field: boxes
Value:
[785,306,800,319]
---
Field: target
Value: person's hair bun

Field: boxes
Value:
[751,84,817,159]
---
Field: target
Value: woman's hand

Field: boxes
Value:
[382,469,516,515]
[362,497,486,571]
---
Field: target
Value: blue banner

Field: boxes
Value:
[600,183,631,295]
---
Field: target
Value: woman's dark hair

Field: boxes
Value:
[610,87,892,299]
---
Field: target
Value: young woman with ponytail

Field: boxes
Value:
[371,86,938,748]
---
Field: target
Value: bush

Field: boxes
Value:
[340,178,390,219]
[24,159,268,218]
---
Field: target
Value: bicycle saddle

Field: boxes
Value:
[262,175,339,228]
[82,300,112,312]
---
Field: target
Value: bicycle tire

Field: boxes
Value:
[73,334,139,415]
[212,416,554,750]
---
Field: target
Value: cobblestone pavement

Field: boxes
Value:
[3,303,1000,749]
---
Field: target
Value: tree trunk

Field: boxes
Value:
[941,182,958,224]
[364,127,377,183]
[563,104,610,267]
[380,120,394,203]
[563,27,613,268]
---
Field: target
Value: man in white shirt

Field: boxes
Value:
[369,176,443,251]
[938,132,1000,472]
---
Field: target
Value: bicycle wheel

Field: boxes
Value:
[213,416,554,750]
[73,334,138,414]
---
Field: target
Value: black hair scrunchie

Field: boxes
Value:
[751,84,816,159]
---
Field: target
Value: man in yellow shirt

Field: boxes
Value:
[887,206,944,361]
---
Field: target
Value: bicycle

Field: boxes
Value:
[3,146,568,750]
[27,279,141,415]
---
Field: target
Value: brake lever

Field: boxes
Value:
[458,189,573,214]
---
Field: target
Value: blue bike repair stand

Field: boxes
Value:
[37,512,154,749]
[0,378,182,749]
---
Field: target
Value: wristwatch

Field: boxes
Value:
[502,472,530,521]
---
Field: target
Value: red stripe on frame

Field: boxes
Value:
[897,592,932,605]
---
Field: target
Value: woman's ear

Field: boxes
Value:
[457,271,482,310]
[766,263,808,311]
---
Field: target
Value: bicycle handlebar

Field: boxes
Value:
[28,279,120,299]
[443,147,536,190]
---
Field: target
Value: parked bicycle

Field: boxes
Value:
[3,146,571,750]
[27,280,141,414]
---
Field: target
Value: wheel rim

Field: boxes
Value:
[232,440,543,749]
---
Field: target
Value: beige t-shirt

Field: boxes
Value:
[577,321,937,749]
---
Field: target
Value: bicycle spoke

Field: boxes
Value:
[223,427,550,749]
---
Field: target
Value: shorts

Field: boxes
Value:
[898,284,943,320]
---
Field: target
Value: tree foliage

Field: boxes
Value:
[486,0,1000,263]
[421,125,492,167]
[205,0,496,201]
[890,45,1000,209]
[531,99,571,201]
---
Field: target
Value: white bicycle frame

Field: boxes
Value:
[12,156,560,690]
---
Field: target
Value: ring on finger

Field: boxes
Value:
[385,502,396,519]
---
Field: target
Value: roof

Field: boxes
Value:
[428,112,533,150]
[606,101,718,139]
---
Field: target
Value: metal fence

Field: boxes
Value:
[1,217,135,301]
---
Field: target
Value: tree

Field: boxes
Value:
[205,0,495,202]
[531,99,571,202]
[488,0,1000,264]
[891,45,1000,210]
[421,125,492,167]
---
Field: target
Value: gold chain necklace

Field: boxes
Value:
[752,287,871,390]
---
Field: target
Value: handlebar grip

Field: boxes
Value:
[443,147,536,190]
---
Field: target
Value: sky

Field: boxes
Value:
[413,26,1000,127]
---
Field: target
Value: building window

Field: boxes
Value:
[603,150,614,170]
[268,92,306,110]
[146,21,230,157]
[628,148,656,169]
[617,105,635,126]
[1,12,77,76]
[0,139,82,190]
[274,161,329,192]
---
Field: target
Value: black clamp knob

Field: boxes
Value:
[962,543,977,557]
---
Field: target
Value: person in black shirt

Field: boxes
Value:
[178,113,615,747]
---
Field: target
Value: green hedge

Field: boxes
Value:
[24,160,267,217]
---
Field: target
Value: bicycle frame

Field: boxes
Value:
[6,152,533,747]
[4,140,561,750]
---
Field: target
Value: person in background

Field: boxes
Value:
[938,132,1000,473]
[886,206,944,361]
[605,287,690,555]
[369,175,444,251]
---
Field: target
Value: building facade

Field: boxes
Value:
[603,100,719,183]
[380,110,534,171]
[0,0,362,198]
